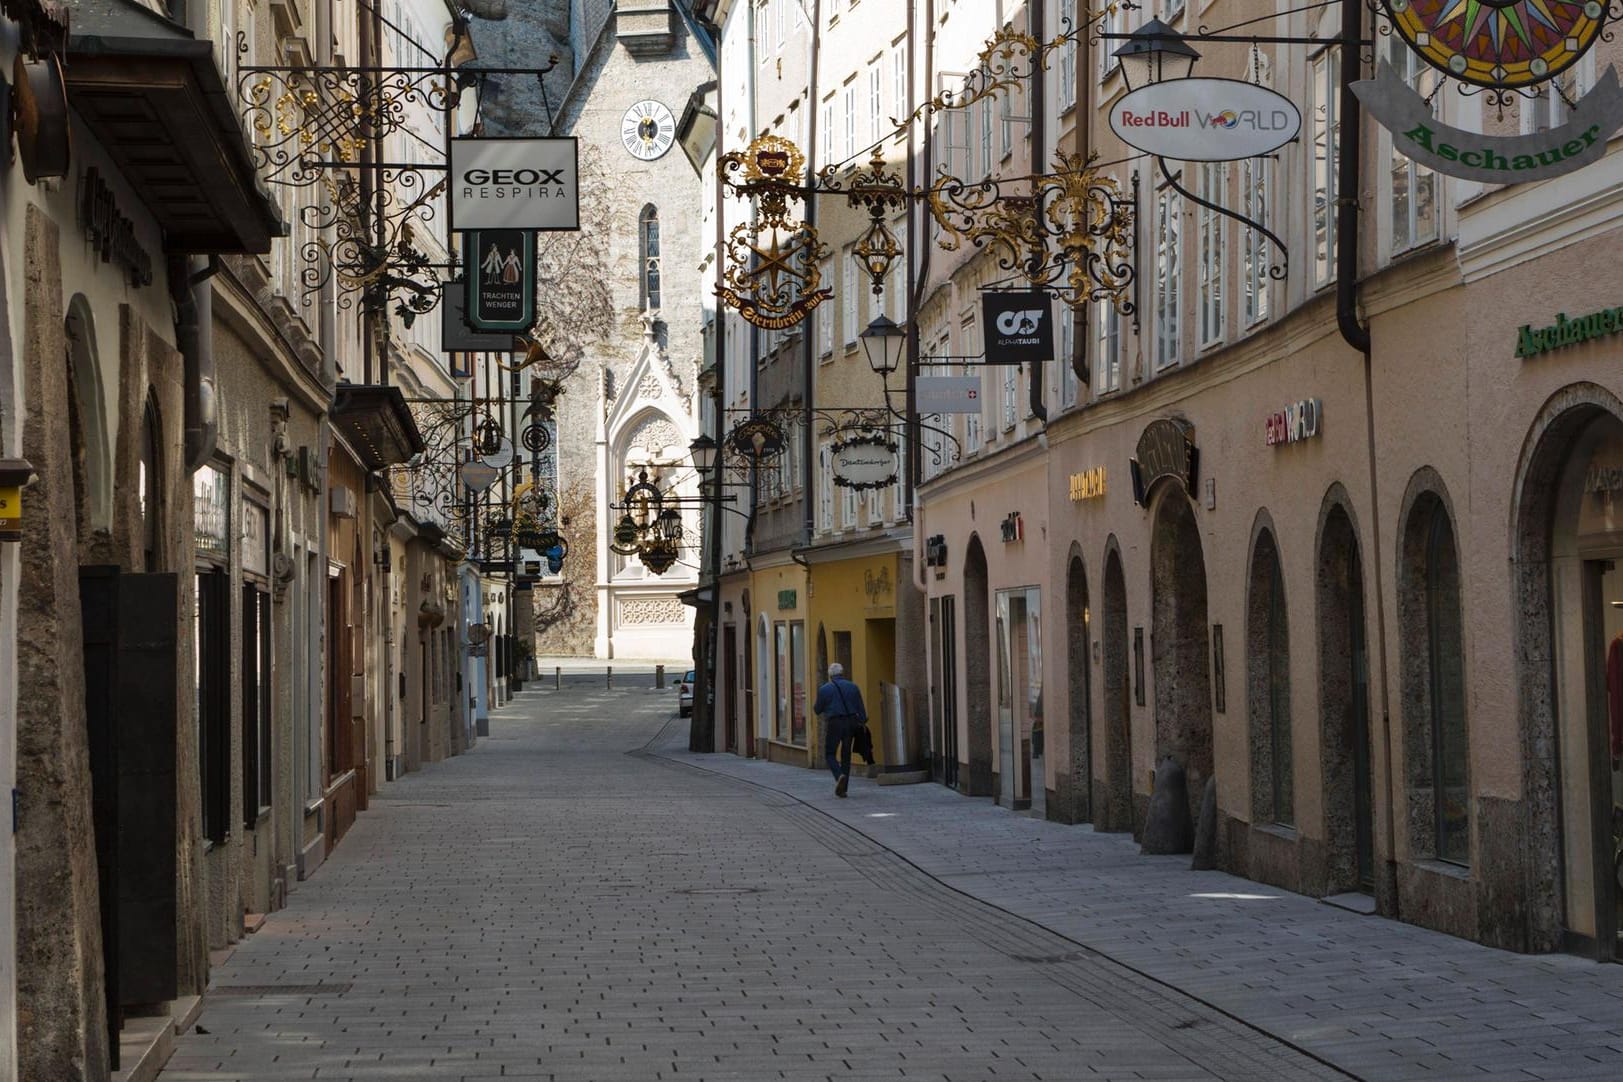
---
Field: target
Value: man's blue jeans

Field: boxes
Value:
[824,716,854,781]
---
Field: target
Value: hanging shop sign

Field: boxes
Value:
[1382,0,1606,91]
[982,291,1054,364]
[441,281,521,352]
[1264,398,1322,447]
[1515,305,1623,359]
[450,137,580,232]
[1000,512,1024,543]
[79,167,154,288]
[465,230,536,333]
[728,417,787,462]
[1129,418,1198,507]
[460,461,499,492]
[1069,466,1106,502]
[831,432,900,490]
[916,375,982,414]
[1354,62,1623,183]
[1108,78,1301,161]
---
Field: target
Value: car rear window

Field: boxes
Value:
[684,670,696,682]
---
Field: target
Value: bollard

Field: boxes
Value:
[607,665,613,689]
[555,666,561,691]
[656,664,665,689]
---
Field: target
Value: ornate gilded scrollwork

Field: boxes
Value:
[716,136,834,329]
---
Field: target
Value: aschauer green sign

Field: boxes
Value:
[1516,307,1623,360]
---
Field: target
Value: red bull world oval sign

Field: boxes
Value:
[1109,78,1302,162]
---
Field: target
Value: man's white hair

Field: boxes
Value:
[828,662,844,678]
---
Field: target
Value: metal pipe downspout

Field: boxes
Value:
[909,0,937,589]
[1027,0,1047,425]
[801,0,822,548]
[175,255,217,472]
[1335,0,1396,914]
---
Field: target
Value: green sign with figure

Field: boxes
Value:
[465,229,536,333]
[777,589,797,611]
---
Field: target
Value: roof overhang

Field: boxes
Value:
[330,384,426,471]
[62,0,284,254]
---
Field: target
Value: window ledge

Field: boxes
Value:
[1415,857,1472,881]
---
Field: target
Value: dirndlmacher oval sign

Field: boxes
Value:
[1109,78,1301,162]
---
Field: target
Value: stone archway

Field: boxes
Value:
[1099,543,1133,832]
[1317,488,1375,896]
[1060,546,1092,823]
[1149,489,1213,830]
[1510,383,1623,954]
[963,533,995,797]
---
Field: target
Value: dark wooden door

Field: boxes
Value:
[80,566,179,1055]
[724,626,738,754]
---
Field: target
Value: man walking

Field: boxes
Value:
[814,662,867,797]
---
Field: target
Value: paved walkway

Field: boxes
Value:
[156,689,1623,1082]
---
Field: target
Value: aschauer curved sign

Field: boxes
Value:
[1109,78,1301,162]
[1353,62,1623,183]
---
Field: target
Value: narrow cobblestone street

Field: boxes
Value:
[156,687,1623,1082]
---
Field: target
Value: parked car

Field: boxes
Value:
[678,669,696,716]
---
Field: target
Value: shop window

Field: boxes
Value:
[1399,484,1470,865]
[196,570,231,845]
[790,621,807,745]
[1248,528,1293,826]
[775,622,789,741]
[242,585,271,826]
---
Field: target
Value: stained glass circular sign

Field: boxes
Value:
[1384,0,1607,89]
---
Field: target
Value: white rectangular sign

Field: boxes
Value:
[450,137,580,232]
[917,375,982,414]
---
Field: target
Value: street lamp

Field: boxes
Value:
[688,434,718,477]
[1113,18,1200,90]
[860,315,907,378]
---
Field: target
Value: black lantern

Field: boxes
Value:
[860,315,907,377]
[610,511,642,554]
[1113,19,1200,90]
[689,434,718,476]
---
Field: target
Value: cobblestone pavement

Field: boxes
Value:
[665,731,1623,1082]
[159,688,1355,1082]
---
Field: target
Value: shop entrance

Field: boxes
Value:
[1065,553,1092,823]
[723,625,738,754]
[1150,491,1214,832]
[963,535,995,797]
[996,587,1043,814]
[1543,411,1623,960]
[1319,502,1376,894]
[937,596,960,788]
[1100,547,1133,832]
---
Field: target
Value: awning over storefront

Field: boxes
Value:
[62,0,284,253]
[330,384,425,471]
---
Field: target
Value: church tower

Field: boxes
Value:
[483,1,713,659]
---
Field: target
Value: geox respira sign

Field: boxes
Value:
[1515,306,1623,359]
[981,291,1054,365]
[450,137,580,232]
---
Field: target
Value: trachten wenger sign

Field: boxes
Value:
[832,433,899,490]
[982,291,1054,364]
[450,137,580,232]
[1354,63,1623,183]
[466,230,536,333]
[1109,78,1301,162]
[441,281,521,352]
[916,375,982,414]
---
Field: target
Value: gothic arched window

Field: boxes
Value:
[640,205,662,311]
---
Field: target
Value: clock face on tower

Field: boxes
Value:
[622,100,676,162]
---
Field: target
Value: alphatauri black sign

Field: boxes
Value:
[981,291,1054,365]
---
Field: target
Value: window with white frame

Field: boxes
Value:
[1155,181,1182,368]
[1164,0,1185,21]
[843,83,857,164]
[821,98,834,166]
[776,0,787,49]
[757,2,770,64]
[892,47,907,136]
[819,443,834,531]
[866,475,882,526]
[1197,162,1226,350]
[1242,156,1271,327]
[1387,36,1439,254]
[841,476,858,529]
[828,0,842,22]
[842,247,859,344]
[1312,49,1339,288]
[1099,2,1126,80]
[819,260,835,356]
[892,429,907,519]
[1059,306,1078,408]
[962,371,982,453]
[1002,364,1018,430]
[868,63,883,148]
[979,97,994,177]
[1096,300,1121,393]
[1056,0,1077,109]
